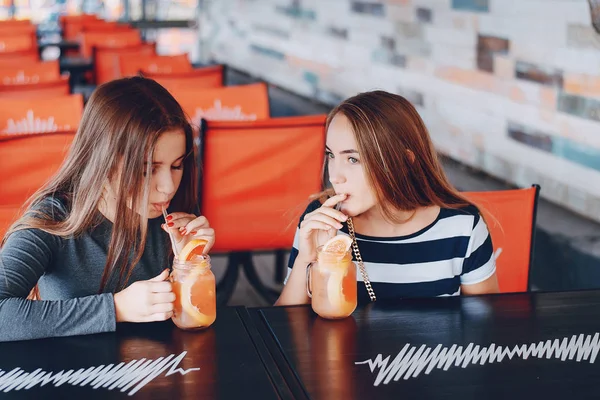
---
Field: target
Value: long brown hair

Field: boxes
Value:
[2,77,197,294]
[322,90,474,222]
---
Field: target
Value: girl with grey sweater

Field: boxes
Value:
[0,77,215,341]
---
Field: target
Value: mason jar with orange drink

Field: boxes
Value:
[170,239,216,330]
[307,235,357,319]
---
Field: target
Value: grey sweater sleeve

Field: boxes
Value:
[0,228,116,342]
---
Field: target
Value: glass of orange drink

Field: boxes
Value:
[170,239,216,330]
[307,235,357,319]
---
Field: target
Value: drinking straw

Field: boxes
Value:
[162,206,179,259]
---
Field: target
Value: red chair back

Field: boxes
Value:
[200,115,326,251]
[464,185,540,293]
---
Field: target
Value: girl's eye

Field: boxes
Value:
[325,151,334,159]
[143,163,183,177]
[143,167,156,177]
[348,157,359,164]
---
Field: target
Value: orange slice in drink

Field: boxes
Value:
[327,271,345,310]
[327,269,355,313]
[180,269,215,326]
[178,239,209,261]
[322,235,352,254]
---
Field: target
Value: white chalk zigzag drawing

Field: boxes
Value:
[356,333,600,386]
[0,351,199,396]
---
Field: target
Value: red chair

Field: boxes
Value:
[0,94,83,138]
[0,34,35,53]
[93,43,156,84]
[0,61,61,85]
[463,184,540,293]
[79,30,141,58]
[81,20,131,33]
[144,65,224,90]
[60,14,99,41]
[119,53,192,77]
[169,83,270,125]
[0,19,33,28]
[199,115,326,304]
[0,131,76,207]
[0,22,36,47]
[0,205,21,240]
[0,50,39,66]
[0,77,70,99]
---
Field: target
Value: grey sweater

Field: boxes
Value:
[0,197,170,342]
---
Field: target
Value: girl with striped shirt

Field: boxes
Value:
[275,90,498,306]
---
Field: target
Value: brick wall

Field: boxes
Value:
[199,0,600,223]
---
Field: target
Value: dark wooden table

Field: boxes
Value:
[252,290,600,400]
[0,307,290,399]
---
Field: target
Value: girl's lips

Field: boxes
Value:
[335,195,350,211]
[152,202,170,211]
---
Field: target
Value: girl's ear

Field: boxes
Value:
[406,149,416,163]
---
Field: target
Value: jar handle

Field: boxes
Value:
[306,262,315,298]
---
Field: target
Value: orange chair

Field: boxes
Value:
[119,54,192,77]
[0,61,61,85]
[0,94,83,138]
[0,131,76,207]
[0,23,37,48]
[60,14,99,41]
[82,20,131,33]
[169,83,270,125]
[0,50,39,66]
[0,205,21,239]
[93,43,156,84]
[144,65,224,90]
[79,30,141,58]
[199,115,326,303]
[0,19,33,28]
[0,23,35,32]
[0,77,70,99]
[60,14,99,57]
[463,184,540,293]
[0,34,35,53]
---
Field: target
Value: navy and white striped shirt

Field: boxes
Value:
[286,200,496,305]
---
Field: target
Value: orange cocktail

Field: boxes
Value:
[308,236,357,319]
[170,239,216,330]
